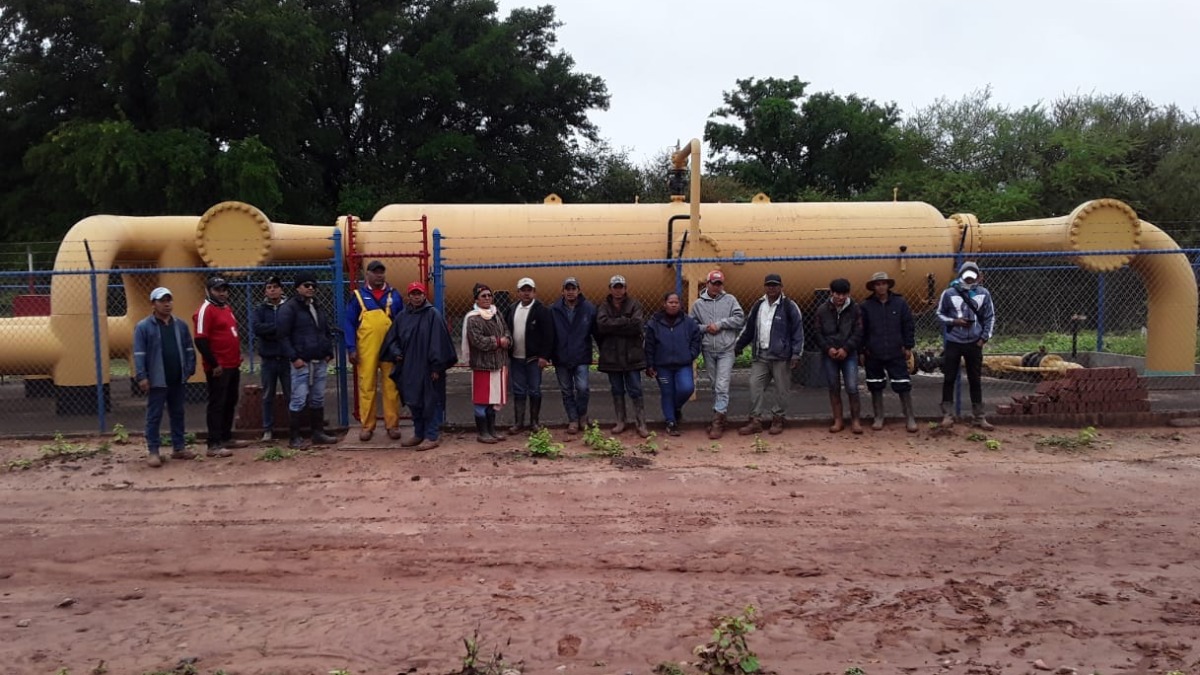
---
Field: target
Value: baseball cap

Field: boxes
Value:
[707,270,725,283]
[149,287,172,302]
[764,273,782,286]
[206,276,229,290]
[367,260,386,272]
[406,281,427,295]
[609,274,626,287]
[563,276,580,288]
[517,277,536,289]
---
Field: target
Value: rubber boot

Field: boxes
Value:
[509,397,527,435]
[529,397,542,430]
[828,392,844,433]
[288,411,310,450]
[310,408,337,445]
[611,395,628,434]
[848,393,864,434]
[871,391,885,431]
[632,397,650,438]
[485,408,507,440]
[940,401,955,428]
[475,416,497,444]
[900,391,919,433]
[971,403,995,431]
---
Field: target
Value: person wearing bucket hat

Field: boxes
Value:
[735,273,804,436]
[503,277,555,434]
[814,278,865,434]
[690,269,745,439]
[550,276,597,434]
[193,276,241,457]
[936,261,997,430]
[133,287,198,467]
[344,260,404,442]
[861,271,917,432]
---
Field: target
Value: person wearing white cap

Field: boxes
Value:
[133,287,197,467]
[936,261,997,430]
[503,277,555,434]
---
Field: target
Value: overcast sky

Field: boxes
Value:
[495,0,1200,165]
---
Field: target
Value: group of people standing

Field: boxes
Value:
[133,260,996,464]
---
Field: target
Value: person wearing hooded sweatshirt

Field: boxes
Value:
[689,269,745,439]
[814,277,864,434]
[192,276,239,457]
[645,292,703,436]
[277,275,338,448]
[383,282,457,451]
[936,261,997,430]
[595,274,648,436]
[861,272,917,432]
[463,283,512,443]
[550,276,597,434]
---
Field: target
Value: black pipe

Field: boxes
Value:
[667,214,690,266]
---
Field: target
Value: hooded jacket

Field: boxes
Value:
[689,290,745,353]
[936,281,995,344]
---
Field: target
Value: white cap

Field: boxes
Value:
[517,277,536,289]
[149,287,172,301]
[609,274,627,287]
[961,270,979,282]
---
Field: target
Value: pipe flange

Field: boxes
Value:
[195,201,272,270]
[1067,199,1140,272]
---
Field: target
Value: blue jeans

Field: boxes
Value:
[289,361,328,411]
[822,352,859,392]
[510,358,544,400]
[703,350,735,413]
[555,365,590,422]
[655,366,694,423]
[410,375,446,441]
[146,382,186,453]
[260,357,292,430]
[607,370,642,399]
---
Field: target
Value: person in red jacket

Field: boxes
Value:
[193,277,243,456]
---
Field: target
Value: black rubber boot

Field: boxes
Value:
[476,416,497,444]
[309,408,337,445]
[288,411,309,449]
[529,397,542,430]
[485,408,506,441]
[508,397,527,435]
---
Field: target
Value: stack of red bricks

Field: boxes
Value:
[998,367,1150,416]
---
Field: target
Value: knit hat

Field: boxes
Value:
[294,274,317,288]
[473,283,492,299]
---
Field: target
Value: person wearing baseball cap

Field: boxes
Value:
[735,273,805,436]
[344,259,403,442]
[276,273,338,448]
[550,275,597,434]
[596,272,649,437]
[504,277,555,434]
[936,261,996,430]
[690,268,745,439]
[193,276,241,457]
[380,280,457,451]
[252,276,291,442]
[133,287,197,467]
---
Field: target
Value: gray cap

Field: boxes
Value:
[563,276,579,288]
[609,274,626,287]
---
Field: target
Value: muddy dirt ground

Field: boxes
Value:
[1,422,1199,675]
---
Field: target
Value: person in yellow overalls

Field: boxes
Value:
[344,260,404,441]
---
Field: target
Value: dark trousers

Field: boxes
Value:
[205,367,241,448]
[606,370,643,399]
[941,340,984,404]
[146,382,186,453]
[510,358,544,400]
[409,375,447,441]
[865,355,912,393]
[260,358,292,430]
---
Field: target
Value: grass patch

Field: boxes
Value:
[1036,426,1101,451]
[582,421,624,457]
[255,446,298,462]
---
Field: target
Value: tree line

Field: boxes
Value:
[2,1,1197,247]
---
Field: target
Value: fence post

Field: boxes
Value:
[432,229,445,317]
[1096,272,1106,353]
[333,229,349,427]
[83,241,107,433]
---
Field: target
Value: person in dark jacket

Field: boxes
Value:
[549,277,597,434]
[595,274,647,436]
[277,275,338,448]
[814,278,865,434]
[644,292,702,437]
[252,276,290,442]
[503,277,555,434]
[861,271,917,432]
[936,261,996,430]
[734,273,805,435]
[133,287,197,467]
[383,282,457,451]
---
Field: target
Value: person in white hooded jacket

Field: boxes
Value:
[936,261,996,430]
[689,269,745,439]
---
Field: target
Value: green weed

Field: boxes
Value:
[1037,426,1101,450]
[526,427,563,459]
[255,446,298,462]
[636,431,659,455]
[965,432,988,442]
[654,664,686,675]
[693,605,762,674]
[984,439,1002,451]
[111,423,130,444]
[751,435,769,453]
[6,458,33,471]
[845,668,867,675]
[457,630,522,674]
[583,421,624,457]
[40,434,107,460]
